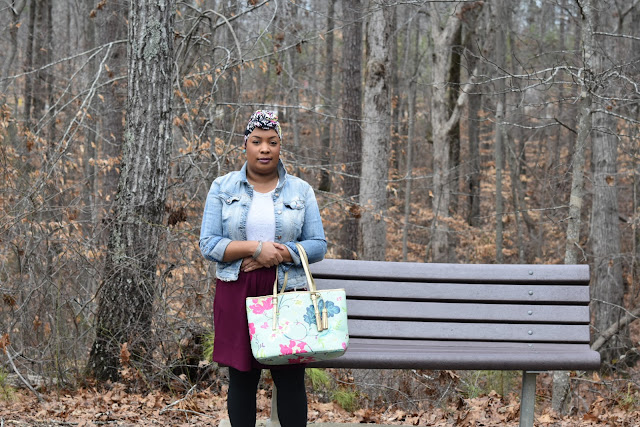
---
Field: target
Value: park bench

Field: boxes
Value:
[267,259,601,427]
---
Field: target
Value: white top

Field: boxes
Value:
[246,189,276,242]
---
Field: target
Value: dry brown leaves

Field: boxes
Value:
[2,381,640,426]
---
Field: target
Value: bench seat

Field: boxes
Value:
[313,338,600,371]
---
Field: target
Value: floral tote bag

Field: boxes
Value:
[245,244,349,365]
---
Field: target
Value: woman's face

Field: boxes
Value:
[245,127,281,176]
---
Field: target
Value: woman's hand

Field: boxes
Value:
[256,241,284,266]
[241,242,293,272]
[241,256,264,272]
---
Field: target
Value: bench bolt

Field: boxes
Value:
[528,290,534,295]
[528,310,533,315]
[529,270,534,275]
[528,330,533,335]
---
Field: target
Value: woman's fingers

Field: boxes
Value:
[257,242,282,265]
[243,242,288,271]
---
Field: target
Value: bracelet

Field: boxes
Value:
[252,240,263,259]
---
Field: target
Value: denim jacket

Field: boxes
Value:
[199,160,327,291]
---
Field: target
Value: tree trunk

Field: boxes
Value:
[339,0,363,259]
[96,0,128,214]
[388,5,399,173]
[88,0,175,381]
[552,24,592,414]
[22,0,52,131]
[447,25,462,216]
[402,14,421,261]
[318,0,336,193]
[552,0,596,410]
[402,83,416,262]
[220,0,238,147]
[465,23,482,227]
[429,5,460,263]
[591,128,626,363]
[31,0,50,133]
[493,0,506,263]
[632,0,640,298]
[0,0,27,94]
[428,2,482,262]
[285,1,301,172]
[360,0,391,261]
[589,0,629,366]
[23,0,36,126]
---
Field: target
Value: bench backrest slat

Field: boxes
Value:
[346,300,590,324]
[311,259,590,284]
[349,319,591,343]
[315,279,590,304]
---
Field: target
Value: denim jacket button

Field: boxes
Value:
[277,210,282,214]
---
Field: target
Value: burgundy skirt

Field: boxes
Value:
[213,267,303,372]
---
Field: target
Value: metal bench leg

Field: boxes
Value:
[519,371,537,427]
[266,385,281,427]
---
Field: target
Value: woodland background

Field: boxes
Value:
[1,0,640,424]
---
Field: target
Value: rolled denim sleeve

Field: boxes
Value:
[199,180,231,262]
[284,185,327,265]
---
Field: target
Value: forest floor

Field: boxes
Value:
[1,368,640,427]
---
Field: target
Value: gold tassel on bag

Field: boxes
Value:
[322,306,329,330]
[311,292,322,331]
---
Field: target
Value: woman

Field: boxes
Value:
[200,110,327,426]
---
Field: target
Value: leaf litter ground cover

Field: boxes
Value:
[2,372,640,427]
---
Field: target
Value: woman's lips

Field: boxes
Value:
[258,158,271,163]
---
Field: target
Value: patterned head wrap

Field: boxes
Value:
[243,110,282,146]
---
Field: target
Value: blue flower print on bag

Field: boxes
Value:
[303,299,341,326]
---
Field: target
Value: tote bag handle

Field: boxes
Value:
[271,243,327,331]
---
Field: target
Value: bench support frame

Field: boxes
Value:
[267,386,280,427]
[519,371,538,427]
[265,370,541,427]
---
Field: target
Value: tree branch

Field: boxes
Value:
[591,302,640,352]
[5,349,44,403]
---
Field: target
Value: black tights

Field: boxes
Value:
[227,367,307,427]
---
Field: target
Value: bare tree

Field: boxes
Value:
[589,0,628,365]
[493,0,506,263]
[428,1,482,262]
[402,13,422,261]
[339,0,364,259]
[0,0,27,94]
[464,12,483,227]
[88,0,175,381]
[318,0,336,193]
[94,0,128,216]
[552,0,596,411]
[359,0,391,261]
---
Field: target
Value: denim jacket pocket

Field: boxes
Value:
[282,198,306,231]
[218,192,243,236]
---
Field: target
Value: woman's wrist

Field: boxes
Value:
[252,240,263,259]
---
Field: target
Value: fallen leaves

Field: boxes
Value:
[2,375,640,426]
